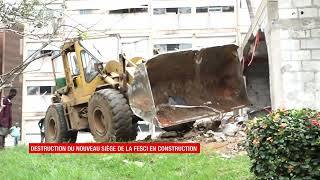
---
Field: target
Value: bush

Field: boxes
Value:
[246,109,320,179]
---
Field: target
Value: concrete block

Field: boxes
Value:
[297,101,317,109]
[281,61,301,72]
[303,10,318,18]
[297,92,316,102]
[293,0,312,7]
[298,8,318,18]
[304,82,317,93]
[316,91,320,100]
[281,29,310,39]
[301,39,320,49]
[278,0,292,8]
[315,72,320,82]
[305,82,320,92]
[280,29,290,39]
[291,50,311,60]
[291,29,310,38]
[314,0,320,6]
[282,72,314,82]
[302,61,320,71]
[311,28,320,37]
[284,99,299,109]
[283,80,304,92]
[280,39,300,50]
[279,0,313,8]
[312,50,320,59]
[279,9,298,19]
[281,51,291,60]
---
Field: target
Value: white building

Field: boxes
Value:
[22,0,258,143]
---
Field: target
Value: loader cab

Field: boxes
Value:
[52,41,106,105]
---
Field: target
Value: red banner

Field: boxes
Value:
[29,143,200,154]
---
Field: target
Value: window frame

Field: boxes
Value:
[39,86,53,95]
[196,7,208,13]
[67,52,80,76]
[27,86,55,96]
[153,7,192,15]
[79,9,96,15]
[27,86,40,95]
[80,50,99,83]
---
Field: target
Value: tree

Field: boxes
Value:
[0,0,56,29]
[245,0,254,24]
[0,0,62,90]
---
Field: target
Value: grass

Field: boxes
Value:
[0,146,253,180]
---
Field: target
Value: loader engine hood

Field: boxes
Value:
[128,44,249,128]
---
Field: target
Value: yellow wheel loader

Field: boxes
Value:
[44,39,249,143]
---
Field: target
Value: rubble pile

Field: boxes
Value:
[154,113,249,155]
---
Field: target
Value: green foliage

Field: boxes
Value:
[78,31,88,40]
[0,0,52,28]
[246,109,320,179]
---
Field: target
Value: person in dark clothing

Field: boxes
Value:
[0,88,17,149]
[38,118,45,143]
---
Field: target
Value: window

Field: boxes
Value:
[27,86,39,95]
[67,52,80,76]
[27,50,37,57]
[153,7,191,15]
[196,7,208,13]
[27,86,55,95]
[81,50,99,82]
[222,6,234,12]
[167,44,180,51]
[153,8,165,15]
[109,8,148,14]
[40,86,53,95]
[154,43,192,53]
[196,6,234,13]
[79,9,96,15]
[179,7,191,14]
[40,50,53,56]
[180,43,192,49]
[53,50,60,56]
[166,8,178,14]
[209,6,222,12]
[52,54,64,73]
[130,8,148,13]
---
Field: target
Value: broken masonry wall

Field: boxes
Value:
[245,60,271,109]
[277,0,320,109]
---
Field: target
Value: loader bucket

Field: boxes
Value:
[128,44,249,129]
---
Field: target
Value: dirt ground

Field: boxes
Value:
[140,126,247,156]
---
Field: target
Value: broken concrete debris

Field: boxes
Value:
[193,117,221,131]
[237,131,246,137]
[211,132,227,142]
[160,131,178,138]
[152,113,249,155]
[222,123,239,137]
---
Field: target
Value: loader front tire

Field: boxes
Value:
[88,89,137,142]
[44,104,77,143]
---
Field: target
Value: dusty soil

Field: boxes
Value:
[139,130,247,156]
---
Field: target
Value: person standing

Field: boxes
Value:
[10,122,20,146]
[0,88,17,149]
[38,118,45,143]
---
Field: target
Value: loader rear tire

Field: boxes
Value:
[88,89,138,142]
[44,104,78,143]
